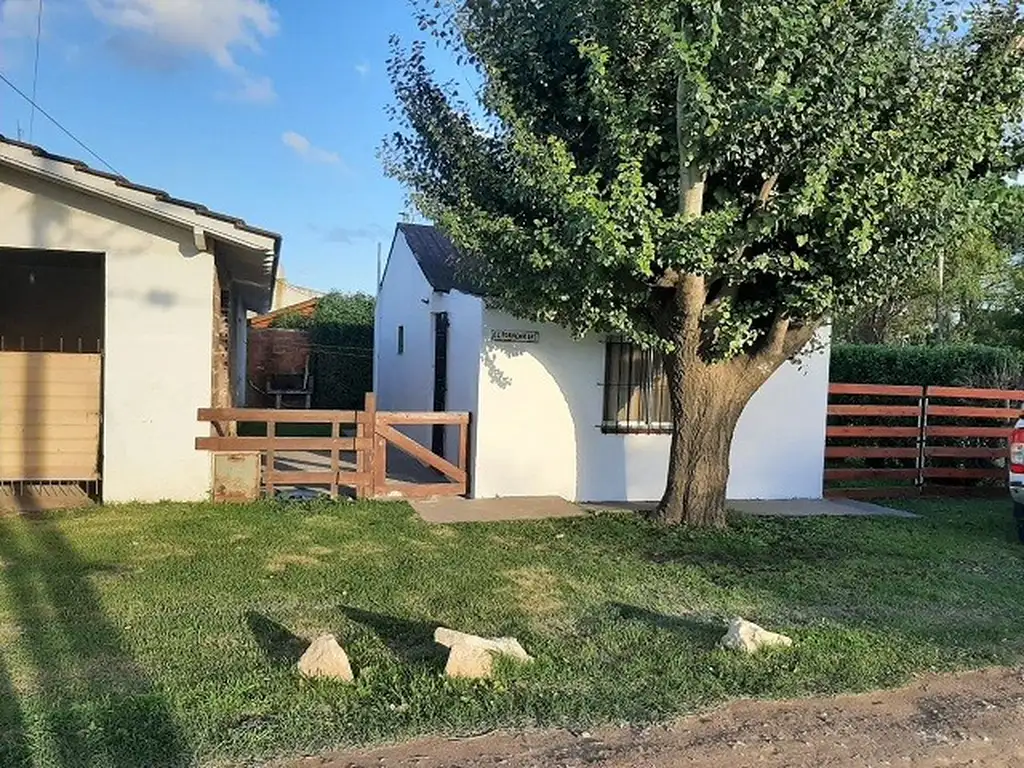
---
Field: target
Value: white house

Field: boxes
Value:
[374,223,831,502]
[0,135,280,504]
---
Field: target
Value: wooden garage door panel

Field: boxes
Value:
[0,436,100,451]
[0,351,99,372]
[0,380,101,399]
[0,424,99,441]
[0,464,100,482]
[0,352,101,482]
[0,409,101,427]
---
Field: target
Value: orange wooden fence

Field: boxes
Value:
[825,383,1021,498]
[196,393,470,500]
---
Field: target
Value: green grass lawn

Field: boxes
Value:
[0,497,1022,767]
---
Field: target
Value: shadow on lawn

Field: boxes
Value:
[0,516,188,768]
[341,606,447,668]
[246,612,308,667]
[611,603,723,646]
[0,652,31,767]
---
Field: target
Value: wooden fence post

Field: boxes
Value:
[361,392,377,499]
[458,414,470,496]
[917,385,928,492]
[375,432,387,498]
[265,417,276,499]
[329,415,340,501]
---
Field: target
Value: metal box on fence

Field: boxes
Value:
[212,452,261,503]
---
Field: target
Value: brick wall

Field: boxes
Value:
[246,328,312,407]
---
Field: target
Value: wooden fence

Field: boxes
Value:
[825,383,1021,498]
[196,393,470,500]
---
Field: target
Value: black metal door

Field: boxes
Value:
[432,312,449,457]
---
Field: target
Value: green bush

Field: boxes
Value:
[309,292,375,410]
[268,310,313,330]
[830,344,1024,388]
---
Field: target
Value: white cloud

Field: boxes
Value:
[355,60,370,77]
[281,131,341,165]
[231,74,276,104]
[88,0,277,68]
[87,0,278,102]
[0,0,41,39]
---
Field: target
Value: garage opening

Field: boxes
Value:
[0,249,104,511]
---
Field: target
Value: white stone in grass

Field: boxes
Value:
[434,627,533,679]
[720,618,793,653]
[297,634,354,682]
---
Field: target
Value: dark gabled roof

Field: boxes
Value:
[397,222,483,296]
[0,134,283,249]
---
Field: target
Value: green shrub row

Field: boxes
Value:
[830,344,1024,389]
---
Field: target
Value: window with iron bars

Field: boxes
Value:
[602,338,672,433]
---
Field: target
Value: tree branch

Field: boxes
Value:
[764,313,791,358]
[727,170,781,264]
[654,267,681,288]
[758,171,780,207]
[704,277,739,310]
[675,273,707,353]
[780,320,821,360]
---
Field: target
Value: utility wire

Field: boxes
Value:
[0,70,121,176]
[28,0,43,140]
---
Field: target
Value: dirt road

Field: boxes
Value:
[290,667,1024,768]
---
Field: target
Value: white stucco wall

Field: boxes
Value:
[474,309,831,502]
[374,232,482,455]
[0,167,214,503]
[375,233,438,446]
[436,290,483,464]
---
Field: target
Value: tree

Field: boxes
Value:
[833,183,1024,345]
[384,0,1024,526]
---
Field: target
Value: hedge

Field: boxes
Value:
[830,344,1024,389]
[267,292,375,410]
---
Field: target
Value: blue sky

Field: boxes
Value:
[0,0,452,294]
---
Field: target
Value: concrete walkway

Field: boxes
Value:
[730,498,918,518]
[411,496,586,524]
[588,498,918,519]
[410,496,915,524]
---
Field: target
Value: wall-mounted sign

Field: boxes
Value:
[490,329,540,344]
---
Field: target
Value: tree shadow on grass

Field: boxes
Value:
[245,612,308,668]
[610,603,724,646]
[340,606,447,669]
[0,652,31,768]
[0,516,188,767]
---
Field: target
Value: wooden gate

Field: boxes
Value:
[197,393,470,499]
[0,351,102,484]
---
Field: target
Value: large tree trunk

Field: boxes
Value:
[654,351,757,527]
[650,274,821,527]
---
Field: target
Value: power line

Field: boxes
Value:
[29,0,43,141]
[0,70,120,175]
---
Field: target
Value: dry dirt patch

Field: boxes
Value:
[290,667,1024,768]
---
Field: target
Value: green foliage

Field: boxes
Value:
[833,184,1024,345]
[308,292,375,409]
[268,310,313,330]
[1,498,1023,765]
[830,343,1024,388]
[385,0,1024,355]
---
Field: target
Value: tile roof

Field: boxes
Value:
[0,134,282,249]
